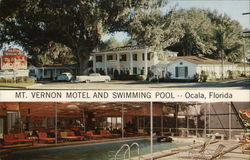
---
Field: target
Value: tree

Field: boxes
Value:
[165,9,244,62]
[128,8,182,51]
[28,42,76,66]
[0,0,166,74]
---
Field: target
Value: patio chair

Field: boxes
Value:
[188,139,212,158]
[3,134,19,145]
[38,132,55,143]
[86,130,103,139]
[100,130,118,138]
[173,138,212,159]
[67,131,85,140]
[203,144,226,160]
[14,133,34,144]
[137,129,147,136]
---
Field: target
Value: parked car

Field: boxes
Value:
[75,73,111,83]
[56,72,73,81]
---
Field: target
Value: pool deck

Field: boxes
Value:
[131,140,249,160]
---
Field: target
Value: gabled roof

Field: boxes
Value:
[164,56,233,65]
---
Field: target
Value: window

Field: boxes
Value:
[107,55,113,61]
[147,53,151,61]
[44,69,48,75]
[142,53,151,61]
[120,54,127,61]
[7,111,19,133]
[96,56,102,62]
[133,54,137,61]
[102,117,122,130]
[175,67,188,77]
[133,67,137,74]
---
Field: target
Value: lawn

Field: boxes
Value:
[0,82,36,88]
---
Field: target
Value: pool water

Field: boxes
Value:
[2,139,189,160]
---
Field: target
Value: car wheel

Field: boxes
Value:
[105,79,109,83]
[86,80,90,83]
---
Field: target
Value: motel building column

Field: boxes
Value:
[104,54,107,75]
[116,53,120,74]
[93,55,96,73]
[144,49,148,77]
[129,52,133,75]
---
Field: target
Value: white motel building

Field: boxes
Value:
[90,46,250,80]
[27,46,249,80]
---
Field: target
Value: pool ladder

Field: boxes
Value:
[114,142,140,160]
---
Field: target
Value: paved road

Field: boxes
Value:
[22,79,250,90]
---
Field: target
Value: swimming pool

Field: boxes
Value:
[2,139,190,160]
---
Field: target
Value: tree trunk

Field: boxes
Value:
[76,46,91,75]
[78,56,90,75]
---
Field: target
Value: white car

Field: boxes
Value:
[75,73,111,83]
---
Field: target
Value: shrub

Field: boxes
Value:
[193,73,200,82]
[227,70,240,79]
[200,71,209,82]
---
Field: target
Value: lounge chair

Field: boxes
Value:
[86,131,103,139]
[202,144,226,160]
[188,139,212,158]
[173,138,212,159]
[137,129,147,136]
[14,133,33,144]
[66,131,84,140]
[38,132,55,143]
[60,132,81,141]
[100,130,118,138]
[3,134,19,145]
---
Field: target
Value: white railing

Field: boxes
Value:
[114,144,130,160]
[114,143,140,160]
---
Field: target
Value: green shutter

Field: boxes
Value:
[175,67,178,77]
[185,67,188,77]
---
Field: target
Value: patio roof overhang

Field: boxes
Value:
[0,102,152,118]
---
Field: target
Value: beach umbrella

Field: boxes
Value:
[239,109,250,128]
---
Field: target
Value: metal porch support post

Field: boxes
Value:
[122,104,124,139]
[55,102,58,144]
[229,102,232,140]
[117,53,120,74]
[42,67,44,80]
[161,114,163,136]
[196,115,198,137]
[93,55,96,73]
[104,54,107,74]
[144,48,148,77]
[204,105,207,138]
[130,52,133,75]
[208,103,211,135]
[187,109,189,137]
[54,68,57,80]
[150,102,153,160]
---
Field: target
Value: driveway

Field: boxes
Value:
[23,78,250,90]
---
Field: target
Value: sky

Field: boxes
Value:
[104,0,250,42]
